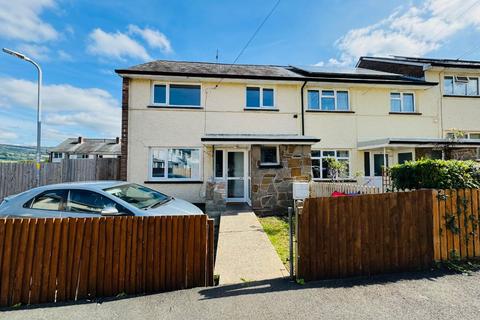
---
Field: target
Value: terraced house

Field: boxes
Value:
[115,56,480,215]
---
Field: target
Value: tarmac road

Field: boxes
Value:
[2,270,480,320]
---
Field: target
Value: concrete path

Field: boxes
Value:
[214,204,288,284]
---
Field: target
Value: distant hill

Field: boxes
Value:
[0,144,50,162]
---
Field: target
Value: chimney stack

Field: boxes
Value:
[78,136,84,144]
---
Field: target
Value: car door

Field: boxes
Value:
[22,189,69,218]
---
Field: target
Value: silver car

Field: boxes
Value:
[0,181,203,218]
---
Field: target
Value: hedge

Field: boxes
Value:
[389,159,480,190]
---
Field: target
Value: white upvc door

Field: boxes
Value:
[226,150,248,202]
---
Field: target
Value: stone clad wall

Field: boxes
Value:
[250,145,312,216]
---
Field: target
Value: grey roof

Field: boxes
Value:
[358,56,480,69]
[291,65,403,77]
[115,59,436,86]
[358,137,480,149]
[50,138,121,155]
[116,60,301,79]
[201,134,320,144]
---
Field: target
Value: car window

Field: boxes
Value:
[67,189,130,214]
[25,190,68,211]
[104,183,170,209]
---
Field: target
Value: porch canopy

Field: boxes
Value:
[201,134,320,145]
[357,137,480,150]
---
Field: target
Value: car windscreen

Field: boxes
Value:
[104,184,171,209]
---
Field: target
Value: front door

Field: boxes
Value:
[227,151,246,202]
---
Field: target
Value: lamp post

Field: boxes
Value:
[2,48,43,186]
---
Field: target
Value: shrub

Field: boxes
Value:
[389,159,480,190]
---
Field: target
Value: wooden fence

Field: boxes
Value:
[0,215,214,307]
[297,188,480,281]
[433,189,480,261]
[309,181,381,198]
[297,190,436,281]
[0,158,120,202]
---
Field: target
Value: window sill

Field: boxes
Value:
[258,164,283,169]
[144,180,204,184]
[147,105,203,110]
[389,112,422,115]
[443,94,480,98]
[306,110,354,114]
[244,108,279,112]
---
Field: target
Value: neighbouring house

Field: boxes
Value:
[114,56,480,215]
[49,137,121,163]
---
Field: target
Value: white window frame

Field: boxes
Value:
[214,149,224,179]
[390,92,415,113]
[52,152,63,159]
[260,145,280,165]
[446,131,480,139]
[306,89,350,111]
[444,76,479,96]
[151,82,202,108]
[148,147,202,181]
[311,149,350,180]
[245,86,276,109]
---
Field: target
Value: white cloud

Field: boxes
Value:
[0,77,120,139]
[87,28,152,61]
[0,0,58,42]
[17,44,51,61]
[128,24,173,54]
[57,50,73,61]
[321,0,480,66]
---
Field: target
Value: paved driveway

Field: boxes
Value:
[3,271,480,320]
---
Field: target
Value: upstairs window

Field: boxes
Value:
[390,92,415,112]
[246,87,275,109]
[444,76,479,96]
[307,89,349,111]
[152,83,201,107]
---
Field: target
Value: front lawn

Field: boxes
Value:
[258,216,291,270]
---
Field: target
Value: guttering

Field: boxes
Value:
[300,81,307,135]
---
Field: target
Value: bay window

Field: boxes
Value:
[150,148,201,181]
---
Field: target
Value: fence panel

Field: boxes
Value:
[0,159,120,202]
[309,182,381,198]
[433,189,480,261]
[0,215,214,307]
[298,190,435,281]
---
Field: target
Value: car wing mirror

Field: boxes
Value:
[100,206,121,216]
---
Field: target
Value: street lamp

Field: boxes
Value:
[2,48,43,186]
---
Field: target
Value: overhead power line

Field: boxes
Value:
[213,0,281,89]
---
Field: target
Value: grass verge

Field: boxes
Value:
[258,216,291,270]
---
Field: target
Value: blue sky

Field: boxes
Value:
[1,0,480,146]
